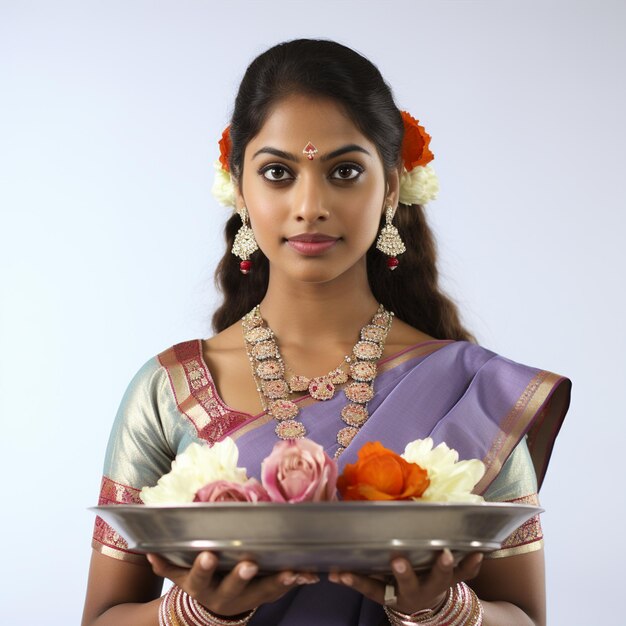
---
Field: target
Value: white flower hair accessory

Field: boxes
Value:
[211,160,236,208]
[210,111,439,209]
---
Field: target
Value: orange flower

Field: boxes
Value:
[337,441,430,501]
[218,125,232,172]
[400,111,434,171]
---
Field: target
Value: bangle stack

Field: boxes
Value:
[384,583,483,625]
[158,585,257,626]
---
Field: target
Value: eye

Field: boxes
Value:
[260,165,294,182]
[330,164,364,181]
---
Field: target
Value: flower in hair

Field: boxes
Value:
[218,125,232,172]
[211,125,237,208]
[211,160,236,208]
[400,111,434,170]
[399,164,439,206]
[398,111,439,206]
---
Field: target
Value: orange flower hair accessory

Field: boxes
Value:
[218,125,232,172]
[398,111,439,206]
[337,441,430,501]
[400,111,434,171]
[211,124,237,208]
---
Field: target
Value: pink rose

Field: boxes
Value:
[261,439,338,502]
[194,479,271,503]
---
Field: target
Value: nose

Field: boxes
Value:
[293,175,330,223]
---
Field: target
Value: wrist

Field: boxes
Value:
[384,583,483,625]
[159,586,257,626]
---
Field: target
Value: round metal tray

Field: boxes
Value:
[93,501,541,573]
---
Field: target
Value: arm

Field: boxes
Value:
[470,549,545,626]
[81,550,162,626]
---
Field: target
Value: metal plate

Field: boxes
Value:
[93,501,541,573]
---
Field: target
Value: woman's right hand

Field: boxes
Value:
[147,551,319,617]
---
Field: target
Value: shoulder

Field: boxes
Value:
[384,316,438,355]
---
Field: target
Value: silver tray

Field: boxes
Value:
[93,501,541,573]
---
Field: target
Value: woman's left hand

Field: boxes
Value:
[328,549,484,614]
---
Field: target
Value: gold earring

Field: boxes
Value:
[231,206,258,274]
[375,206,406,270]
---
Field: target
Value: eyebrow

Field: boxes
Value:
[252,144,371,162]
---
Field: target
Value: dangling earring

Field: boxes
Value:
[231,206,258,274]
[376,205,406,270]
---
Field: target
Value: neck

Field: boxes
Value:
[257,265,379,352]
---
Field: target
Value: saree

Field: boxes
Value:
[92,338,571,625]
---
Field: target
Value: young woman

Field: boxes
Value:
[82,39,570,626]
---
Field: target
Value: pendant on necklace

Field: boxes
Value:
[309,377,335,401]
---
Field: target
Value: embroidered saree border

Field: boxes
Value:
[158,341,250,444]
[377,339,455,373]
[487,494,544,559]
[476,370,569,494]
[92,476,146,564]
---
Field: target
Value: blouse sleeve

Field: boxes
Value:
[482,437,544,559]
[91,357,178,563]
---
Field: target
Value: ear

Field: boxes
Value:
[234,178,245,213]
[384,166,401,214]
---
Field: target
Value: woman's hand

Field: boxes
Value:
[147,551,319,617]
[328,549,483,615]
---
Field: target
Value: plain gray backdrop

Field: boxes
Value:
[1,1,625,624]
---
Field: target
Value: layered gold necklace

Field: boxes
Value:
[242,305,393,457]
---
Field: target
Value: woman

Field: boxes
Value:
[82,39,570,625]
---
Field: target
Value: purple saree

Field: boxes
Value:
[92,338,570,625]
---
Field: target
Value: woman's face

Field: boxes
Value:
[237,94,399,285]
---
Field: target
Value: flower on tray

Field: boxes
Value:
[140,436,484,505]
[194,479,271,503]
[337,441,430,501]
[402,438,486,503]
[140,439,247,504]
[261,439,338,503]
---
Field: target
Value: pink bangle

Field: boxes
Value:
[383,583,483,625]
[158,586,257,626]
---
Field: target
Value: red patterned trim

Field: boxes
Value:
[158,341,250,445]
[92,476,145,562]
[500,493,543,550]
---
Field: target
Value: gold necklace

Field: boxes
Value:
[242,305,394,457]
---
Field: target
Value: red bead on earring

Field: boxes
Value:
[240,260,252,274]
[386,257,399,270]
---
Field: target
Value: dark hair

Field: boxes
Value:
[212,39,474,342]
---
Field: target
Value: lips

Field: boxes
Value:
[286,233,339,256]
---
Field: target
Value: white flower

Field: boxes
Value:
[211,161,237,208]
[399,164,439,206]
[402,438,485,503]
[140,438,248,504]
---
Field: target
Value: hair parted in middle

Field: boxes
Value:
[212,38,474,343]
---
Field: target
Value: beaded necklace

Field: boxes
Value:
[242,305,393,457]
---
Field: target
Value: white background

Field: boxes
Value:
[1,1,625,624]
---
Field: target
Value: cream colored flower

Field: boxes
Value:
[402,438,485,503]
[140,438,248,504]
[399,164,439,206]
[211,161,237,208]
